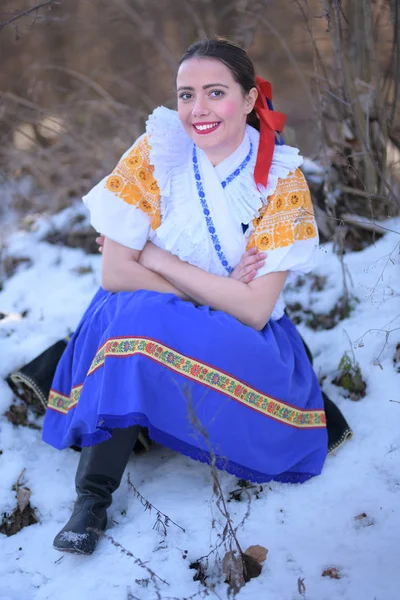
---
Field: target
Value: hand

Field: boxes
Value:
[96,234,105,253]
[229,248,266,283]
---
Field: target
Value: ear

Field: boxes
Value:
[245,87,258,114]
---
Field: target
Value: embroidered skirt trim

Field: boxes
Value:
[48,335,326,429]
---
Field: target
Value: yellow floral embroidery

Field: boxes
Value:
[247,169,317,252]
[105,135,161,230]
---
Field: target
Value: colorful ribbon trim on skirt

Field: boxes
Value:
[48,336,326,429]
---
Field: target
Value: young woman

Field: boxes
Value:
[43,38,330,555]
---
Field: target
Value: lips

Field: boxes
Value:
[192,122,221,135]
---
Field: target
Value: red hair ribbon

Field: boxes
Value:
[253,76,287,190]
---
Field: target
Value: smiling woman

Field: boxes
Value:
[36,36,348,557]
[176,58,257,165]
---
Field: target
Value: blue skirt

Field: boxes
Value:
[42,288,328,484]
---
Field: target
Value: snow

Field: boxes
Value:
[0,204,399,600]
[301,158,327,184]
[58,531,90,543]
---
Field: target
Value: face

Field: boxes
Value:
[176,57,257,165]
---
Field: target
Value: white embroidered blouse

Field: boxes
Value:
[83,106,319,320]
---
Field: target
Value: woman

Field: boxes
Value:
[43,38,330,556]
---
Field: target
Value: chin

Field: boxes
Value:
[195,137,219,148]
[193,133,224,151]
[184,124,224,147]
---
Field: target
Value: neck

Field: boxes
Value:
[203,126,247,167]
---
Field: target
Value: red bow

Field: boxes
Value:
[253,76,287,189]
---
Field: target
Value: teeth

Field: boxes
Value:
[195,123,219,131]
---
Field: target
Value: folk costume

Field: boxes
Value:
[42,101,329,488]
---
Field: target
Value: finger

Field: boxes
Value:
[242,260,264,276]
[241,269,257,283]
[241,252,266,268]
[241,248,257,260]
[240,255,257,268]
[242,265,255,277]
[244,248,265,258]
[250,254,266,267]
[241,255,255,267]
[254,259,266,270]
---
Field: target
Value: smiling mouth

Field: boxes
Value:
[193,122,221,135]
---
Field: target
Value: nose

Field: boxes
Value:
[192,96,209,118]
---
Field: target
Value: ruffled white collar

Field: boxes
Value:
[146,106,303,224]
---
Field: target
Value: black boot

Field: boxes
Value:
[53,425,140,555]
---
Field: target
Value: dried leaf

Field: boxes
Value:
[242,553,262,581]
[322,567,342,579]
[0,504,38,537]
[354,512,367,520]
[4,403,28,427]
[298,577,306,596]
[393,344,400,371]
[244,544,268,564]
[222,550,245,593]
[354,512,374,528]
[17,486,31,512]
[189,561,207,585]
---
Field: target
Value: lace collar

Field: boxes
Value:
[146,106,303,223]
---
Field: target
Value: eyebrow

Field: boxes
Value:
[177,83,229,92]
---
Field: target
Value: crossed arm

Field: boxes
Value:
[101,237,287,331]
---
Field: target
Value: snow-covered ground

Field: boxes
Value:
[0,205,399,600]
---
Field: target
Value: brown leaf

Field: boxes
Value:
[244,544,268,564]
[189,561,207,585]
[354,512,374,528]
[242,553,262,581]
[4,403,28,427]
[17,487,31,513]
[393,343,400,369]
[354,512,368,520]
[222,550,245,593]
[322,567,342,579]
[298,577,306,596]
[0,505,38,537]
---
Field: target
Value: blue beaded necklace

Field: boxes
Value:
[192,144,234,274]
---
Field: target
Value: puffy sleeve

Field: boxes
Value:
[247,168,319,277]
[82,134,161,250]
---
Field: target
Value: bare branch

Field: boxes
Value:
[0,0,60,32]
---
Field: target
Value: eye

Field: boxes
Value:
[178,92,192,101]
[210,89,225,98]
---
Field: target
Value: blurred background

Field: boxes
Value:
[0,0,399,253]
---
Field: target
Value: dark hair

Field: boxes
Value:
[178,37,260,131]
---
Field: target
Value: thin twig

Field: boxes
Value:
[102,531,170,589]
[181,384,250,595]
[0,0,59,32]
[127,473,186,534]
[366,241,400,300]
